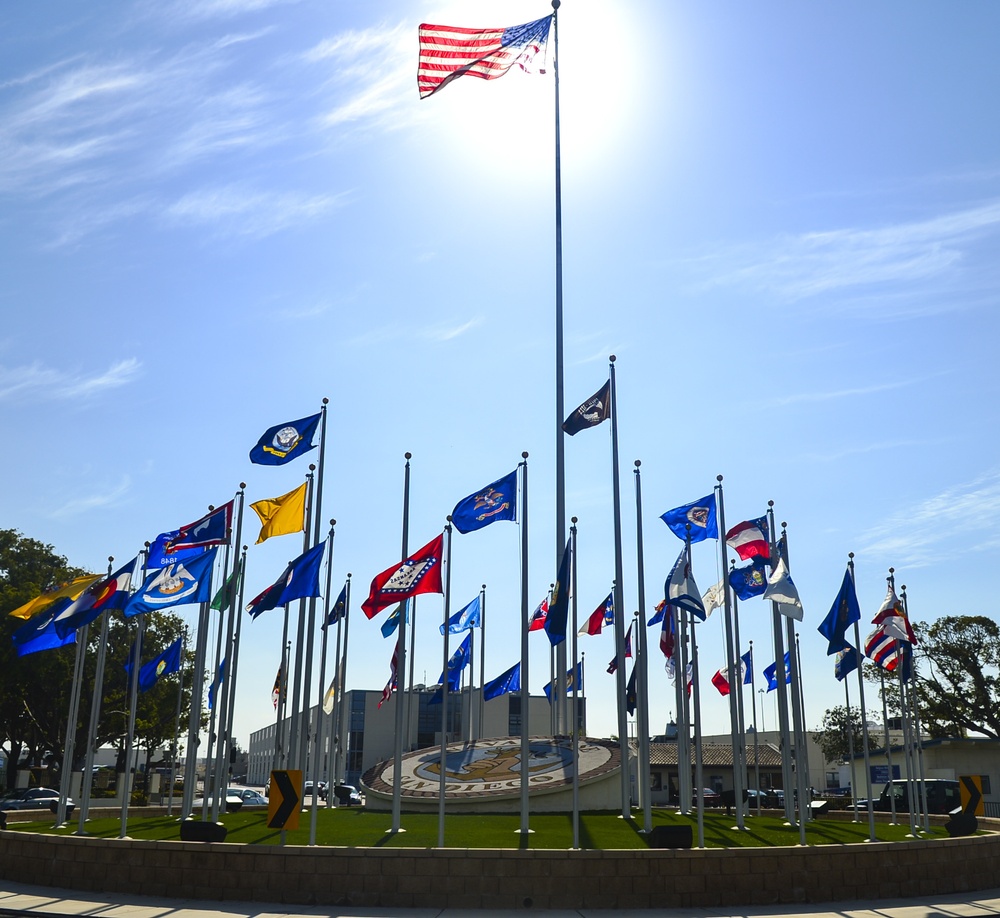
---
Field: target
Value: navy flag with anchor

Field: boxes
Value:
[451,469,517,534]
[250,412,321,465]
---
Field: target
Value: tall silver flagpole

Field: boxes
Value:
[328,573,345,798]
[310,520,336,844]
[633,461,652,833]
[77,557,115,834]
[570,518,580,849]
[390,452,411,834]
[779,522,808,844]
[676,603,691,815]
[335,575,352,793]
[714,477,745,831]
[551,0,568,737]
[287,468,315,772]
[438,523,453,848]
[166,627,187,817]
[477,584,486,740]
[119,615,145,838]
[518,453,532,835]
[749,640,761,815]
[608,357,630,819]
[848,553,876,840]
[55,618,89,827]
[731,561,750,822]
[221,541,248,800]
[182,589,211,820]
[901,585,930,832]
[765,502,794,823]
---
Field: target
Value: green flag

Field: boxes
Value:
[210,560,242,612]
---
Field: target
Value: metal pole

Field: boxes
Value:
[518,454,532,835]
[390,453,411,834]
[848,554,876,841]
[570,518,580,849]
[633,461,652,833]
[438,524,453,848]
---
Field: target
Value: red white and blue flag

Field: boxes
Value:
[871,585,917,644]
[607,624,633,674]
[417,16,552,99]
[362,533,444,619]
[579,593,613,636]
[528,597,548,631]
[168,500,234,551]
[725,517,770,561]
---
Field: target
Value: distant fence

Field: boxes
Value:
[985,801,1000,818]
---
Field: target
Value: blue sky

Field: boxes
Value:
[3,0,1000,751]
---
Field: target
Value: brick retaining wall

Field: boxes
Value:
[1,827,998,909]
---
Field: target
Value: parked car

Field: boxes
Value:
[332,784,364,806]
[693,788,721,807]
[230,788,268,808]
[190,793,244,813]
[303,780,327,799]
[0,788,74,814]
[875,779,961,815]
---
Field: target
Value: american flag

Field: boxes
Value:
[417,16,551,99]
[378,646,399,709]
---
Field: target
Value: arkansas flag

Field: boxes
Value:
[362,534,444,619]
[725,517,770,561]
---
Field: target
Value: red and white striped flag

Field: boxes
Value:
[417,16,551,99]
[378,646,399,709]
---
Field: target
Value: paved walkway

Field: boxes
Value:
[2,881,1000,918]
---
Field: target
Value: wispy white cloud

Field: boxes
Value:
[49,476,132,519]
[693,199,1000,309]
[859,470,1000,567]
[424,318,482,342]
[0,357,141,401]
[765,378,920,408]
[163,185,347,238]
[304,24,417,135]
[797,438,947,464]
[155,0,301,23]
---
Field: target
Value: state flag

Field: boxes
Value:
[762,557,803,621]
[544,539,572,645]
[168,500,233,551]
[124,548,218,617]
[543,662,583,700]
[729,558,769,601]
[607,623,633,674]
[666,550,706,621]
[9,575,100,621]
[451,469,516,534]
[246,540,326,620]
[834,646,859,682]
[725,517,770,561]
[661,494,718,543]
[440,595,481,635]
[137,637,183,693]
[53,558,136,638]
[764,652,791,692]
[528,597,548,631]
[362,534,444,619]
[818,568,861,655]
[579,593,613,636]
[872,585,917,644]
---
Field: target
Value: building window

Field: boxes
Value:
[508,695,522,736]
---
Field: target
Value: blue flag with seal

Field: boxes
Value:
[544,539,572,646]
[138,637,183,692]
[543,661,583,700]
[124,548,218,617]
[728,557,769,601]
[440,595,481,634]
[246,540,326,619]
[483,662,520,701]
[250,412,321,466]
[764,651,791,692]
[660,493,718,543]
[325,584,348,627]
[451,469,517,534]
[818,567,861,655]
[429,634,473,703]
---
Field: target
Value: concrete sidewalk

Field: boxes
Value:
[2,881,1000,918]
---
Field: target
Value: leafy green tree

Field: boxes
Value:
[0,529,91,788]
[0,529,196,789]
[912,616,1000,738]
[815,704,880,763]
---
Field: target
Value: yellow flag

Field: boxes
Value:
[251,482,307,544]
[9,574,101,620]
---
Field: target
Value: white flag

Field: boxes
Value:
[762,558,803,621]
[701,580,726,619]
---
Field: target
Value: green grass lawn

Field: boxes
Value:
[7,808,953,849]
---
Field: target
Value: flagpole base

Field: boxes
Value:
[515,828,535,835]
[385,827,407,835]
